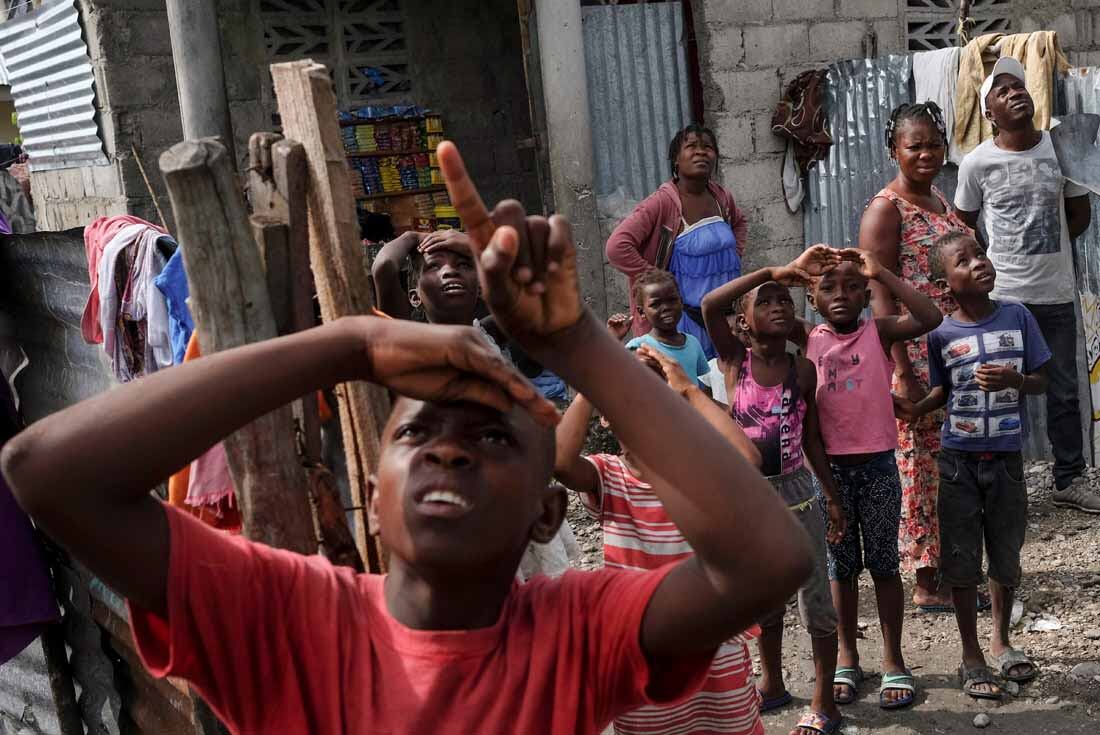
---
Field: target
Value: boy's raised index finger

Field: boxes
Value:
[437,141,496,250]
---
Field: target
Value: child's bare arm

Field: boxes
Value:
[554,393,600,498]
[371,231,422,319]
[899,385,948,420]
[440,142,812,658]
[637,345,761,469]
[795,361,846,545]
[701,268,771,364]
[1,318,556,617]
[840,249,943,348]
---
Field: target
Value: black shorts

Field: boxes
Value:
[937,448,1028,588]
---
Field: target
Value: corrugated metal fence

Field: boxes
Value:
[804,55,912,249]
[0,0,107,172]
[1058,68,1100,461]
[582,1,692,200]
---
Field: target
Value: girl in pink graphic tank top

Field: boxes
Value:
[796,251,944,710]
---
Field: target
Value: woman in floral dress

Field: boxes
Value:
[860,102,973,611]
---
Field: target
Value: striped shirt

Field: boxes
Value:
[582,455,763,735]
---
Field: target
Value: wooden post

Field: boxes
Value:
[158,138,316,554]
[247,133,364,573]
[270,59,390,571]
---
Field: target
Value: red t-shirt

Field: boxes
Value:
[129,505,714,735]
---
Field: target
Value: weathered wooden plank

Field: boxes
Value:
[250,134,364,573]
[270,59,390,571]
[158,138,316,555]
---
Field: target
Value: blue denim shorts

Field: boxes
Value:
[817,450,903,582]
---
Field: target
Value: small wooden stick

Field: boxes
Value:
[131,143,168,230]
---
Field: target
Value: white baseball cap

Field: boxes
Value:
[979,57,1027,118]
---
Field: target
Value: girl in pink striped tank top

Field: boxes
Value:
[704,246,944,726]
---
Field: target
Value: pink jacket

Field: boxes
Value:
[606,180,747,335]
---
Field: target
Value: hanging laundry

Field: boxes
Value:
[954,32,1070,156]
[166,332,242,532]
[0,376,59,665]
[97,224,175,382]
[153,249,194,365]
[771,68,833,212]
[82,216,167,345]
[913,46,962,164]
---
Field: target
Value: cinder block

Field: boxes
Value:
[744,24,810,67]
[719,154,784,205]
[716,68,782,114]
[1052,12,1079,49]
[873,19,904,54]
[120,107,184,150]
[809,20,868,61]
[100,55,179,110]
[773,0,835,22]
[753,112,786,154]
[838,0,899,19]
[712,112,753,160]
[706,28,745,71]
[702,0,774,25]
[91,163,122,198]
[125,11,174,57]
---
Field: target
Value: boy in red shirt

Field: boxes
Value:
[3,143,813,735]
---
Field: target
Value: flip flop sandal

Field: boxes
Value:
[879,670,916,710]
[793,710,844,734]
[757,688,793,712]
[833,665,863,704]
[958,663,1003,701]
[991,648,1039,683]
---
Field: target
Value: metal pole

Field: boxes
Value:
[164,0,235,160]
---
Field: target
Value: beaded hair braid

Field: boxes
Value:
[884,102,948,155]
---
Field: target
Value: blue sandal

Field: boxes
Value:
[879,670,916,709]
[757,688,792,712]
[833,665,863,704]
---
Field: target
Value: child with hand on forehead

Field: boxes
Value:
[702,259,847,735]
[372,226,575,577]
[556,315,765,735]
[626,268,711,387]
[897,231,1048,701]
[3,142,815,735]
[705,245,943,731]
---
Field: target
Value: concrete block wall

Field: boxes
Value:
[693,0,905,271]
[1015,0,1100,66]
[403,0,541,212]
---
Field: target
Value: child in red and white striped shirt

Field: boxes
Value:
[554,315,765,735]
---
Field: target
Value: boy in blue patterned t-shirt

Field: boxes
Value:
[898,231,1049,702]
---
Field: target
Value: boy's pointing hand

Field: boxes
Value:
[438,141,585,351]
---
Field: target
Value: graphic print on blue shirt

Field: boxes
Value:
[927,302,1051,452]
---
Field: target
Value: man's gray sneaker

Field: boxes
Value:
[1052,476,1100,514]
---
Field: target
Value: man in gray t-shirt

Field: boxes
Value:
[955,57,1095,512]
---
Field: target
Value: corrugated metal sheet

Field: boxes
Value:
[804,55,912,249]
[582,1,692,200]
[1058,67,1100,462]
[0,0,107,172]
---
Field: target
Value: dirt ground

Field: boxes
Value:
[566,460,1100,734]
